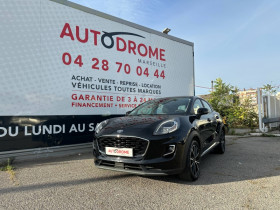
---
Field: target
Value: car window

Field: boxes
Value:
[201,100,213,112]
[156,104,164,114]
[193,99,203,114]
[129,97,191,115]
[136,105,154,115]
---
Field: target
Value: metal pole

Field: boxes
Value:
[257,88,265,132]
[268,94,271,129]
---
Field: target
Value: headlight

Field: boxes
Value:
[153,119,180,135]
[95,120,109,134]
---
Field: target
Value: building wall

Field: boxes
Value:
[237,89,258,113]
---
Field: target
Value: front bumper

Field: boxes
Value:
[95,159,182,175]
[92,134,187,176]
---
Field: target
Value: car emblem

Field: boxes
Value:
[117,130,123,134]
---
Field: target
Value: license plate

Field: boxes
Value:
[105,147,133,157]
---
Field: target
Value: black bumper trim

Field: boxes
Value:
[95,160,182,176]
[97,165,171,176]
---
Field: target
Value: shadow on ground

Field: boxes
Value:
[147,136,280,185]
[0,136,279,194]
[0,173,134,195]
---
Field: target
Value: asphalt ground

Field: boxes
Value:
[0,136,280,210]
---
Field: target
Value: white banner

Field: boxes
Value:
[0,0,194,116]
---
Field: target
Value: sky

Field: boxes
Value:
[70,0,280,95]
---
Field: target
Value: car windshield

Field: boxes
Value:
[129,97,191,115]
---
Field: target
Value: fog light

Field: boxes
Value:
[163,145,176,157]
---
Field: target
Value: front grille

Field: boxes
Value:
[97,136,149,156]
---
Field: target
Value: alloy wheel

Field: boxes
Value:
[190,143,200,178]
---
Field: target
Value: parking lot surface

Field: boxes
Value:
[0,136,280,209]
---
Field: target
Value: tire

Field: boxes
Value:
[214,129,225,154]
[179,139,201,181]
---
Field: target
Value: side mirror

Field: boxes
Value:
[126,111,132,116]
[196,108,209,117]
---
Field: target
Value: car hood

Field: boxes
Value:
[98,115,172,136]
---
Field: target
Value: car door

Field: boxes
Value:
[192,99,210,149]
[201,99,218,145]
